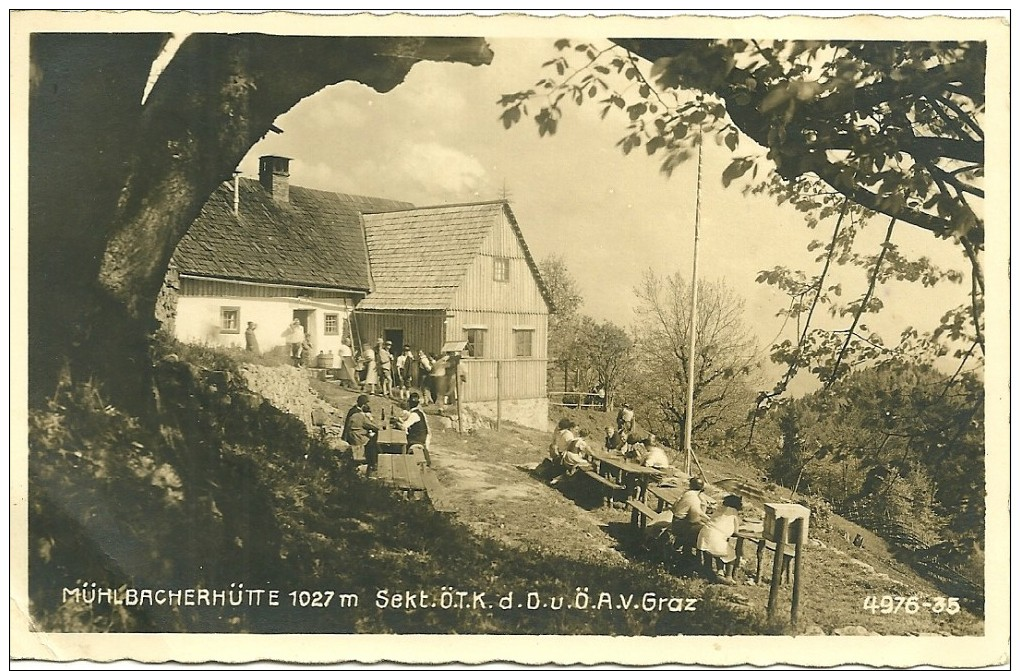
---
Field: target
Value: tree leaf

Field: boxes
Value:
[725,130,739,152]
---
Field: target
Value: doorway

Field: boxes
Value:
[293,309,316,353]
[383,328,404,355]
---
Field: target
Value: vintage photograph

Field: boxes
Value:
[11,10,1010,668]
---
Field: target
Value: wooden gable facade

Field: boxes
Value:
[356,201,552,430]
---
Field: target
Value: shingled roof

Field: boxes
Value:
[357,200,553,311]
[173,178,412,290]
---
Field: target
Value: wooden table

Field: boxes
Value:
[376,427,408,455]
[645,484,790,581]
[586,449,664,508]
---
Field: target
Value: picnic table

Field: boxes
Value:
[640,484,793,582]
[583,449,664,508]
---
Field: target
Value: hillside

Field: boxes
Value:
[27,346,982,636]
[307,377,982,636]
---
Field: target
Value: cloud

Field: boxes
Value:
[398,142,488,196]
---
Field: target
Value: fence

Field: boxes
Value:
[548,390,608,411]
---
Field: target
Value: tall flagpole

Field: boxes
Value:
[683,135,703,476]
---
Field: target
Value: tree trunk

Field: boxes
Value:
[29,33,493,414]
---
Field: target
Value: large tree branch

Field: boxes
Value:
[802,154,983,247]
[826,216,897,389]
[96,34,493,321]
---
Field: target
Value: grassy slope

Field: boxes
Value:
[308,381,982,636]
[28,342,979,635]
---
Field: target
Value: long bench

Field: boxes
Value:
[583,469,626,507]
[627,497,660,529]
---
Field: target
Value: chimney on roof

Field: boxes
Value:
[259,155,291,204]
[232,170,241,216]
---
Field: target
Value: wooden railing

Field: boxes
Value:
[548,390,608,411]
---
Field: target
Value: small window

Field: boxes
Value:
[324,313,339,335]
[493,257,510,282]
[465,328,486,358]
[513,329,533,357]
[220,307,240,334]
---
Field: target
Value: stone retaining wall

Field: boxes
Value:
[239,364,339,431]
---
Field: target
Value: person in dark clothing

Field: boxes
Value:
[341,394,370,444]
[244,322,260,355]
[399,392,432,467]
[347,401,381,474]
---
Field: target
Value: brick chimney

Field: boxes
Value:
[259,155,291,203]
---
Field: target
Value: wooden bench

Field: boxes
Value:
[746,534,796,585]
[627,497,660,529]
[376,452,429,500]
[583,469,626,507]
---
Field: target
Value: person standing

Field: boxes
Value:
[395,345,413,400]
[431,352,450,406]
[378,339,394,397]
[244,322,260,355]
[416,350,434,404]
[282,318,305,366]
[360,344,378,395]
[400,393,432,467]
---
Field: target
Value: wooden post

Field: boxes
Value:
[454,356,463,434]
[767,517,788,623]
[790,518,805,627]
[495,359,501,431]
[755,540,765,584]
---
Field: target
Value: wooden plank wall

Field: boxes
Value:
[350,311,446,355]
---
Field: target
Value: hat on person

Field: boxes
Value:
[403,345,411,351]
[385,340,392,346]
[722,494,744,510]
[356,394,369,406]
[689,477,705,491]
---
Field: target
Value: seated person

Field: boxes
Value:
[399,393,432,467]
[642,440,670,469]
[621,425,653,462]
[549,418,576,460]
[556,430,593,480]
[670,477,710,553]
[347,401,380,474]
[697,494,744,583]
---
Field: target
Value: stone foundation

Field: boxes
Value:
[459,397,549,432]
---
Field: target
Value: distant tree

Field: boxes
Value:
[500,38,985,401]
[766,361,984,548]
[575,318,635,411]
[29,33,493,414]
[632,272,762,449]
[769,404,822,495]
[538,255,585,392]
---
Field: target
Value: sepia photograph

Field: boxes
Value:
[10,9,1010,668]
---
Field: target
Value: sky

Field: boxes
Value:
[235,33,975,389]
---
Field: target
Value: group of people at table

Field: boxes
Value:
[546,405,744,584]
[340,391,433,475]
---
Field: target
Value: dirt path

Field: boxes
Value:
[425,428,632,565]
[307,379,631,564]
